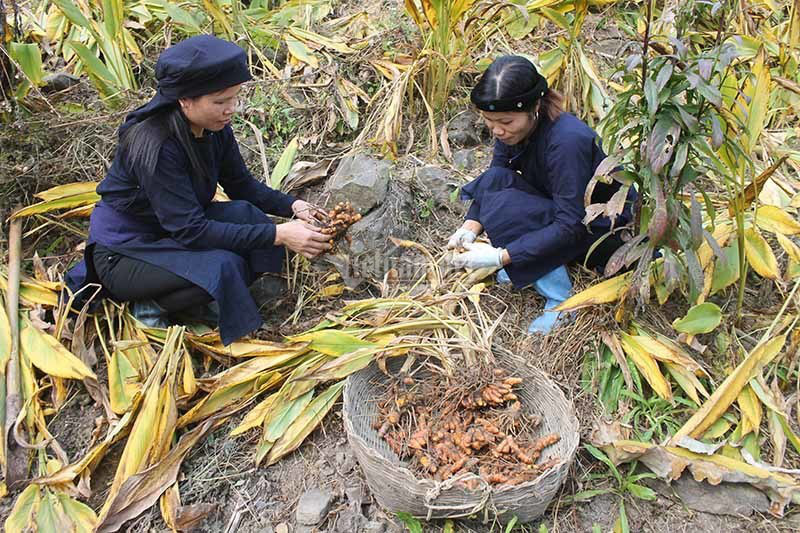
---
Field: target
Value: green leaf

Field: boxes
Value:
[53,0,92,29]
[672,302,722,334]
[504,516,519,533]
[711,243,740,294]
[613,501,630,533]
[626,482,657,501]
[443,519,455,533]
[270,136,299,190]
[5,485,41,533]
[644,77,659,118]
[584,444,622,483]
[8,42,44,86]
[288,329,376,356]
[160,0,203,32]
[571,489,612,502]
[396,512,423,533]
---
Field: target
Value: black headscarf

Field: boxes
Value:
[119,35,252,137]
[470,55,548,112]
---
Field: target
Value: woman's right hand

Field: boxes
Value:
[275,220,331,259]
[446,220,483,249]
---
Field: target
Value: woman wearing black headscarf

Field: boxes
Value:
[66,35,330,344]
[447,56,636,334]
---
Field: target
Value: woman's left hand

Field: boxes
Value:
[291,200,327,225]
[450,242,508,269]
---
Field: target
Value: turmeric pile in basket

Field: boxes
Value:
[373,368,561,488]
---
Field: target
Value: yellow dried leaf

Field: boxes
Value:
[34,181,98,201]
[671,335,786,442]
[627,333,707,376]
[319,284,344,298]
[0,302,11,369]
[555,272,633,311]
[664,362,708,404]
[743,227,780,279]
[776,233,800,263]
[620,333,672,401]
[20,321,96,380]
[265,381,344,466]
[4,484,40,533]
[737,385,762,436]
[230,393,278,437]
[756,206,800,235]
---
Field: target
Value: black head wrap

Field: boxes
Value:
[470,56,548,112]
[118,35,252,136]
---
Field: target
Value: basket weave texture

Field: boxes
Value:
[343,356,580,523]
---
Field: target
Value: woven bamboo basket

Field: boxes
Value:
[342,354,579,523]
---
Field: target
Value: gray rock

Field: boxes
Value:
[324,182,417,288]
[345,482,365,508]
[364,520,388,533]
[296,488,334,525]
[335,508,368,533]
[447,110,487,148]
[416,165,455,206]
[671,476,769,516]
[42,71,80,92]
[325,154,392,215]
[453,148,477,171]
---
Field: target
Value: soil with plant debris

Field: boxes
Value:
[3,0,800,530]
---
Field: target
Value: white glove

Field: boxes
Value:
[450,242,503,269]
[446,227,477,249]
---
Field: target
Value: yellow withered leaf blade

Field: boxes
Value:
[555,272,633,311]
[671,335,786,443]
[755,206,800,235]
[20,321,96,380]
[5,484,40,533]
[743,227,780,279]
[620,333,673,401]
[628,333,707,376]
[737,385,762,436]
[10,191,100,219]
[0,302,11,369]
[34,181,98,201]
[230,393,278,437]
[265,381,344,466]
[192,339,309,358]
[288,329,377,356]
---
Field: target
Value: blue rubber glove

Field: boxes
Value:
[450,242,503,269]
[528,265,573,334]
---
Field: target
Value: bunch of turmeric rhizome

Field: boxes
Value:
[373,366,561,488]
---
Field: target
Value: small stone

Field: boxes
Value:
[275,523,289,533]
[447,110,487,148]
[416,165,454,206]
[296,488,334,525]
[335,508,368,533]
[671,476,769,516]
[363,520,387,533]
[42,71,80,93]
[453,148,477,171]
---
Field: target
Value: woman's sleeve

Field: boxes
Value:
[503,131,592,265]
[139,139,278,251]
[218,128,296,217]
[464,139,511,221]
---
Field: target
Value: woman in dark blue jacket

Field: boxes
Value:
[66,35,330,344]
[448,56,635,333]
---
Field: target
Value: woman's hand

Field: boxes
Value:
[291,199,327,225]
[446,220,483,249]
[275,220,331,259]
[450,242,507,269]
